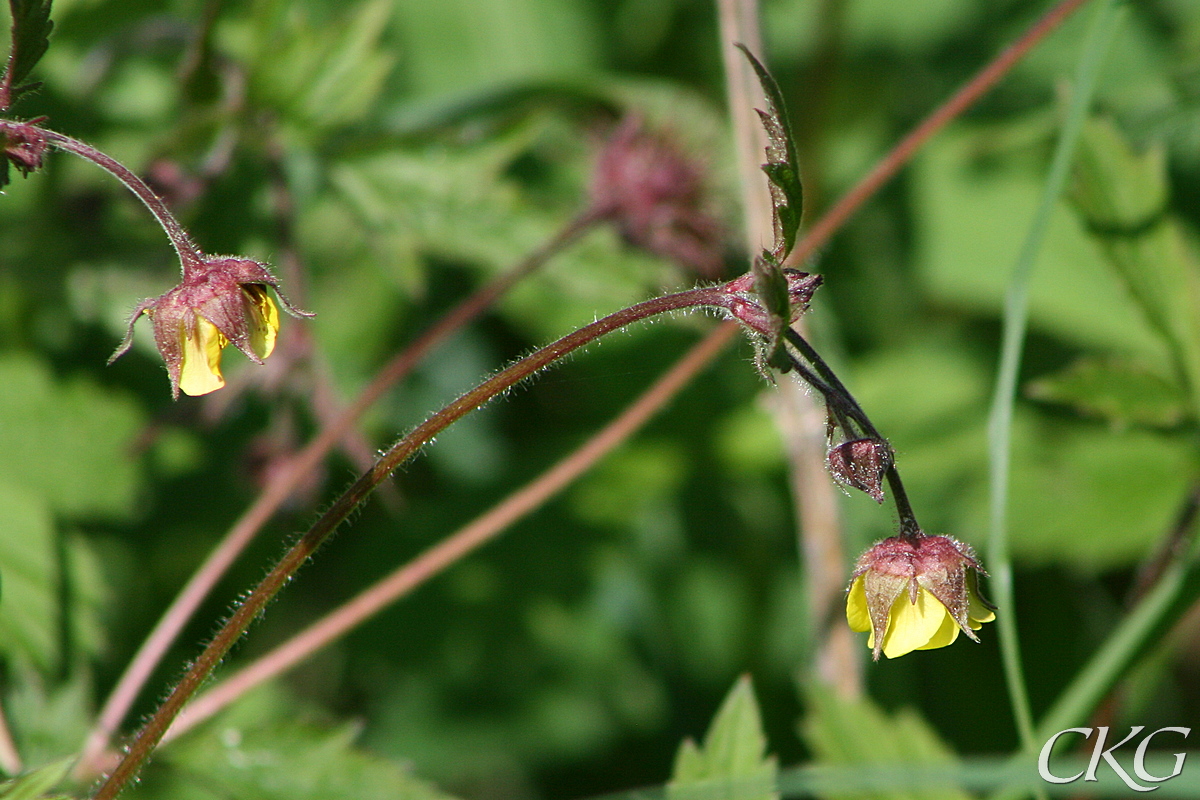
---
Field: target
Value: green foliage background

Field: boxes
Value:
[1,0,1199,797]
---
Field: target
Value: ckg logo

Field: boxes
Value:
[1038,727,1191,792]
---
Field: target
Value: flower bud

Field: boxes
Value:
[590,117,725,278]
[827,437,892,503]
[110,257,310,398]
[845,534,995,660]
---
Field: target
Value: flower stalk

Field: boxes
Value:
[36,128,204,269]
[159,322,740,745]
[88,275,815,799]
[75,203,609,781]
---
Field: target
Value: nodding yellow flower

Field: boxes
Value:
[846,534,995,660]
[111,257,305,398]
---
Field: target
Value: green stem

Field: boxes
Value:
[1036,539,1200,741]
[88,283,747,800]
[985,0,1123,758]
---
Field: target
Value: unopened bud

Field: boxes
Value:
[827,437,892,503]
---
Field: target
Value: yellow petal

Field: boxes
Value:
[917,608,961,651]
[845,576,872,633]
[881,587,952,659]
[179,315,227,396]
[243,285,279,360]
[968,584,996,628]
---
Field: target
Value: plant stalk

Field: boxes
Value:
[161,322,739,743]
[41,130,204,270]
[89,284,749,799]
[75,206,604,779]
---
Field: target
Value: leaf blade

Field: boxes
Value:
[668,676,778,800]
[736,44,803,263]
[1,0,54,109]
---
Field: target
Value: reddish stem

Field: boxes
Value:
[89,284,739,799]
[162,322,739,743]
[40,130,204,270]
[76,207,604,779]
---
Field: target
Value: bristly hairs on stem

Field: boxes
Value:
[75,203,609,780]
[88,278,807,799]
[39,130,204,269]
[159,322,740,744]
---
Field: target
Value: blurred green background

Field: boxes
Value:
[1,0,1199,797]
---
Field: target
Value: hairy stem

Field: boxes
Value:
[162,322,739,743]
[89,284,742,799]
[40,130,203,270]
[782,334,921,538]
[76,206,604,779]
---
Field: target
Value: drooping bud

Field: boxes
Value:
[110,257,311,398]
[845,534,995,660]
[827,437,893,503]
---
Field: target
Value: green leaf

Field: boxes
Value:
[231,0,395,131]
[913,119,1168,360]
[1027,356,1190,429]
[1,0,53,108]
[6,669,95,772]
[668,676,777,800]
[1068,117,1200,421]
[145,684,457,800]
[0,484,108,669]
[737,44,803,263]
[0,484,59,669]
[800,691,971,800]
[0,758,71,799]
[0,354,143,520]
[751,254,792,372]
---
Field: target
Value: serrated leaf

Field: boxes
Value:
[800,691,970,800]
[737,44,803,263]
[668,676,778,800]
[1,0,53,109]
[1027,356,1189,428]
[0,354,144,520]
[1068,117,1200,421]
[143,683,457,800]
[0,758,71,799]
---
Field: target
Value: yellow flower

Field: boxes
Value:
[846,573,994,660]
[111,257,303,398]
[845,534,995,660]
